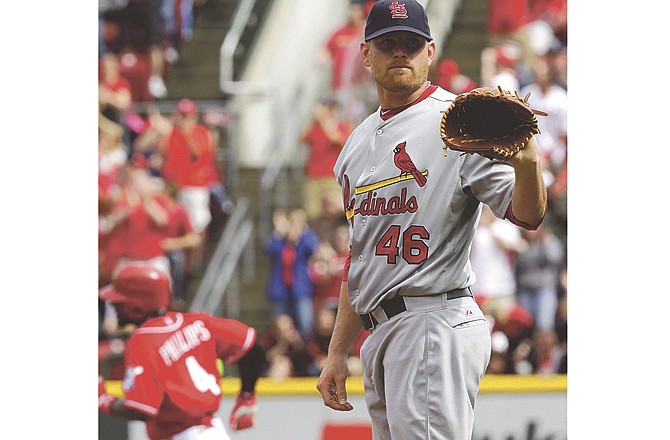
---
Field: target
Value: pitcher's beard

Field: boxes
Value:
[374,65,429,94]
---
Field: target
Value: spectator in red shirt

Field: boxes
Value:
[318,1,375,123]
[160,99,219,197]
[310,225,350,313]
[131,108,173,179]
[99,113,128,217]
[433,59,478,95]
[159,99,234,266]
[319,1,367,91]
[300,98,352,221]
[99,53,133,130]
[117,0,168,99]
[99,164,172,279]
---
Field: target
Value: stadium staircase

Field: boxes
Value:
[163,0,300,336]
[438,0,489,84]
[165,0,272,100]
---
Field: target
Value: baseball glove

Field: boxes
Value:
[440,86,548,161]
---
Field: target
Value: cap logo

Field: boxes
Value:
[389,1,408,19]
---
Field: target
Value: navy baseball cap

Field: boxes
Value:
[365,0,432,42]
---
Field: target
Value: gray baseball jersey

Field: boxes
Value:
[333,85,516,315]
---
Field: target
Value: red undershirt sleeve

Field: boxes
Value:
[342,249,352,281]
[504,201,546,231]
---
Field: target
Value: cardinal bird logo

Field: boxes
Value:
[393,141,427,187]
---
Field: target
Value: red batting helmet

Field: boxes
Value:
[100,262,171,321]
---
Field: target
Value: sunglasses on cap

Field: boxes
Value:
[372,34,427,54]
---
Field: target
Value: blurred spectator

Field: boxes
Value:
[480,43,522,91]
[527,328,567,374]
[115,0,168,99]
[158,184,202,311]
[304,304,367,377]
[495,304,534,344]
[521,57,568,173]
[265,209,320,340]
[486,331,510,374]
[309,190,349,247]
[470,205,525,322]
[487,0,528,36]
[159,0,195,64]
[117,51,154,103]
[131,107,173,177]
[159,99,234,266]
[305,306,337,376]
[99,113,128,217]
[546,157,567,245]
[511,337,534,374]
[318,1,365,91]
[99,0,130,55]
[487,0,566,73]
[318,0,374,123]
[546,46,567,90]
[527,0,567,50]
[487,0,536,68]
[99,165,172,279]
[555,268,567,347]
[300,98,352,221]
[515,225,565,331]
[310,225,349,313]
[433,59,477,95]
[259,314,312,379]
[484,301,534,374]
[99,53,133,129]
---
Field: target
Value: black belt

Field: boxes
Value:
[360,288,473,331]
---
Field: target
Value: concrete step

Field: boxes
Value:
[439,0,489,83]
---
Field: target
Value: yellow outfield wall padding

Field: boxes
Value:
[103,374,566,399]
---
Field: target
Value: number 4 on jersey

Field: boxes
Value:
[186,355,221,396]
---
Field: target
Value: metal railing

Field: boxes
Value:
[219,0,270,96]
[186,0,273,318]
[189,197,253,317]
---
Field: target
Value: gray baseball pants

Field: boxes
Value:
[360,295,491,440]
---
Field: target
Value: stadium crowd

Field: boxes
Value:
[99,0,568,381]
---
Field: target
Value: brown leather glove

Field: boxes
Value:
[440,86,547,161]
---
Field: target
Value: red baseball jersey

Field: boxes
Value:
[303,120,352,178]
[121,311,256,440]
